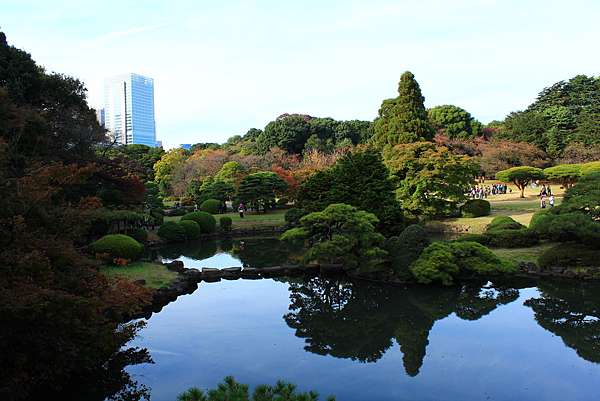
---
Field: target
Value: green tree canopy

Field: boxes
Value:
[153,148,187,195]
[384,142,479,217]
[236,171,287,212]
[281,203,386,271]
[372,71,434,148]
[427,104,483,139]
[543,164,582,188]
[297,148,404,235]
[495,166,545,198]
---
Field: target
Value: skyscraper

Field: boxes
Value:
[103,73,156,146]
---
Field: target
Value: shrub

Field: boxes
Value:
[484,228,539,248]
[284,208,307,226]
[157,221,187,242]
[164,207,187,217]
[181,211,217,233]
[220,216,232,232]
[200,198,221,214]
[91,234,143,261]
[411,241,517,285]
[385,224,430,278]
[461,199,491,218]
[487,216,525,231]
[455,233,490,245]
[179,220,201,240]
[127,228,148,243]
[538,243,600,269]
[530,211,600,246]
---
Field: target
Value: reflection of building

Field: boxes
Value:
[103,73,156,146]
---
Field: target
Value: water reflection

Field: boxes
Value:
[158,237,304,268]
[525,280,600,364]
[284,277,520,376]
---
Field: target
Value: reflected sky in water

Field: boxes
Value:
[129,240,600,401]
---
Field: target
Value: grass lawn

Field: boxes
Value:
[492,243,556,265]
[164,209,286,230]
[427,182,564,235]
[100,261,179,289]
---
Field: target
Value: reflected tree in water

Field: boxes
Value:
[525,281,600,363]
[284,277,520,376]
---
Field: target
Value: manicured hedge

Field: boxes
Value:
[200,199,221,214]
[484,228,539,248]
[219,216,232,232]
[91,234,143,261]
[530,210,600,246]
[538,243,600,269]
[411,241,516,285]
[181,211,217,233]
[179,220,201,240]
[461,199,491,218]
[487,216,525,231]
[157,221,187,242]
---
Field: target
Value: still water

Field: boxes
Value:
[130,239,600,401]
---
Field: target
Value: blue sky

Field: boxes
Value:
[2,0,599,148]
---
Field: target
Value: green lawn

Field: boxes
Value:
[164,209,286,230]
[100,261,179,289]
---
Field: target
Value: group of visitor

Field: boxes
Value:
[469,183,510,199]
[539,185,555,209]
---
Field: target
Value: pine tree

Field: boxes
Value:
[373,71,434,149]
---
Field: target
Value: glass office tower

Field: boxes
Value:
[104,73,156,146]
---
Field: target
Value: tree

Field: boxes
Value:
[543,164,582,189]
[153,148,187,195]
[297,148,404,235]
[495,166,545,198]
[214,160,245,186]
[237,171,287,212]
[192,178,235,210]
[477,140,549,176]
[372,71,434,148]
[384,142,479,216]
[257,114,313,154]
[559,142,600,164]
[281,203,386,271]
[427,105,482,139]
[104,144,164,181]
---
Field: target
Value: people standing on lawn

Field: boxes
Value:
[549,195,555,208]
[540,194,547,208]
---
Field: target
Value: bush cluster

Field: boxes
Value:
[461,199,491,218]
[538,243,600,269]
[179,220,202,240]
[91,234,143,261]
[385,224,430,279]
[220,216,232,232]
[530,210,600,246]
[284,208,307,226]
[411,241,517,285]
[181,211,217,233]
[157,221,187,242]
[127,228,148,243]
[200,199,221,214]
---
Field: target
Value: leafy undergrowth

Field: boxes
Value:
[100,262,179,289]
[491,243,556,264]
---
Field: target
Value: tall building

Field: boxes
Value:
[103,73,156,146]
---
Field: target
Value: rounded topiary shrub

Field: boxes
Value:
[461,199,491,218]
[181,211,217,233]
[456,233,490,245]
[487,216,525,232]
[127,228,148,243]
[538,243,600,269]
[385,224,431,279]
[179,220,201,240]
[200,199,221,214]
[284,208,307,227]
[220,216,232,232]
[485,228,539,248]
[157,221,187,242]
[91,234,143,261]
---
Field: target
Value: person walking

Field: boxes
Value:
[238,203,245,218]
[540,195,547,209]
[549,195,555,208]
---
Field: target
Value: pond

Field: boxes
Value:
[129,238,600,401]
